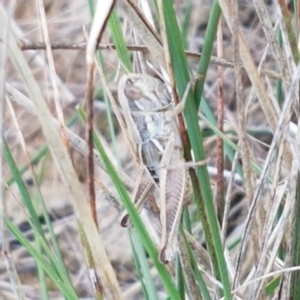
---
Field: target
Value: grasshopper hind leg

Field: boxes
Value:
[159,147,187,264]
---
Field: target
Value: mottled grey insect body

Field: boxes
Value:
[118,73,188,264]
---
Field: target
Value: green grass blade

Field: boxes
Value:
[276,29,284,107]
[36,239,50,300]
[33,190,72,284]
[5,145,49,187]
[108,9,132,72]
[131,230,159,300]
[87,0,95,16]
[194,0,221,107]
[175,255,185,299]
[162,1,232,298]
[265,275,281,296]
[6,219,78,299]
[290,175,300,299]
[4,141,76,291]
[180,0,193,48]
[4,142,47,242]
[130,232,150,300]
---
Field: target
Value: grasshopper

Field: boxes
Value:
[118,73,189,264]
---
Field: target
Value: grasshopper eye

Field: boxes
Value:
[124,84,143,101]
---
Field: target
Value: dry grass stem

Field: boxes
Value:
[219,0,280,139]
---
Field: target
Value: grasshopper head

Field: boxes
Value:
[121,74,172,111]
[124,77,144,101]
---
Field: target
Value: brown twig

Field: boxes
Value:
[85,1,114,234]
[84,1,120,298]
[18,40,148,52]
[86,62,98,229]
[17,40,281,80]
[216,19,225,225]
